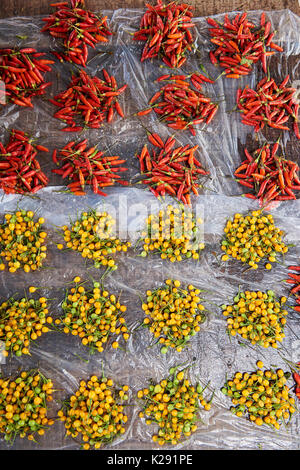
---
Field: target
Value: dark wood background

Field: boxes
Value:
[0,0,299,18]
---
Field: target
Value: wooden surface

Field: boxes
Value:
[0,0,299,18]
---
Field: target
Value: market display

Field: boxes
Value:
[0,0,299,452]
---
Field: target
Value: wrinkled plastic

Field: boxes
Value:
[0,8,299,450]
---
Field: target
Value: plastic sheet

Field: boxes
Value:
[0,7,299,450]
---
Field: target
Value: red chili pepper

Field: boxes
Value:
[114,100,124,118]
[235,141,300,203]
[136,108,153,117]
[140,73,218,134]
[0,48,54,108]
[291,285,300,294]
[237,75,299,139]
[293,372,300,386]
[51,69,127,130]
[207,11,282,79]
[288,266,300,272]
[283,264,300,309]
[52,139,128,195]
[136,133,208,205]
[133,1,195,68]
[293,121,300,140]
[41,0,112,67]
[0,129,49,194]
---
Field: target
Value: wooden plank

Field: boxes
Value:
[0,0,299,18]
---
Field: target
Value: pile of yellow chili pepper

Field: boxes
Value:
[0,210,48,273]
[55,277,129,352]
[221,361,296,429]
[137,365,211,446]
[141,279,206,353]
[221,209,288,270]
[58,374,129,450]
[0,369,55,443]
[140,205,205,262]
[222,290,288,348]
[58,209,130,270]
[0,294,53,357]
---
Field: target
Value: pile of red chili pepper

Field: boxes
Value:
[50,68,127,131]
[235,141,300,204]
[237,75,300,138]
[0,47,53,108]
[136,132,209,204]
[52,139,128,196]
[41,0,112,67]
[293,364,300,400]
[207,12,283,78]
[133,0,195,68]
[137,73,218,135]
[0,129,49,195]
[284,265,300,313]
